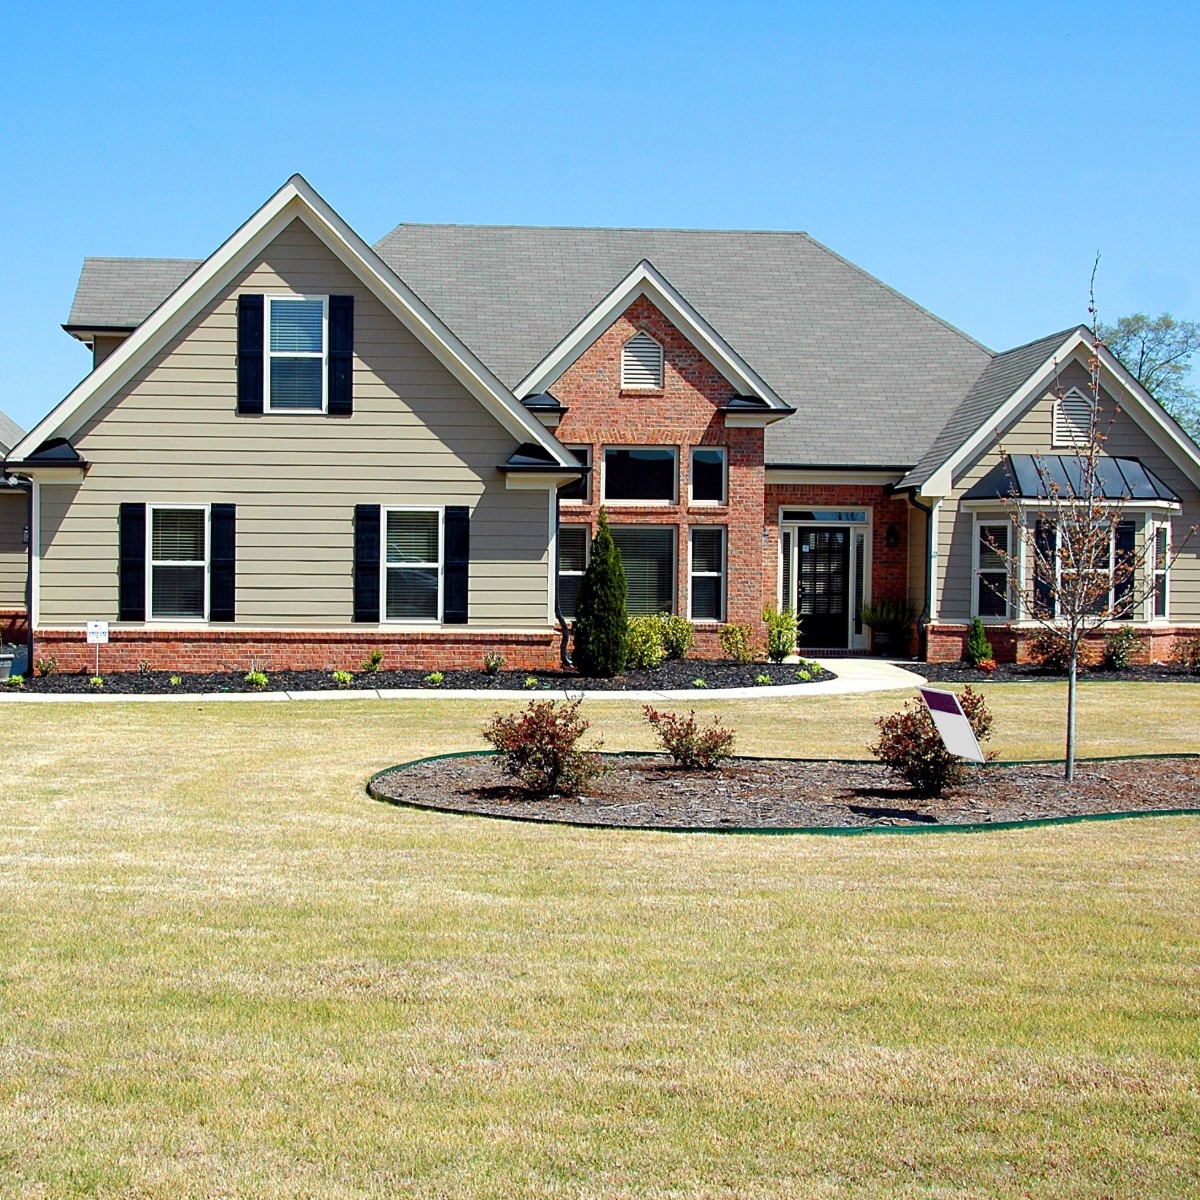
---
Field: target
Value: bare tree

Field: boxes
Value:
[980,302,1195,781]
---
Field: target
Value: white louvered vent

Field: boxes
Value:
[1053,388,1095,447]
[621,332,664,389]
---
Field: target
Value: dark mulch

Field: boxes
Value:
[10,659,832,696]
[914,661,1200,685]
[371,753,1200,830]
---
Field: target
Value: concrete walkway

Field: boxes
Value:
[0,658,925,704]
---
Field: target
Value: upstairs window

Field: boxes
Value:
[621,331,664,389]
[560,446,592,503]
[1052,387,1095,448]
[266,296,327,412]
[602,447,677,503]
[690,447,727,504]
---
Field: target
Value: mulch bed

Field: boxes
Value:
[7,659,833,695]
[915,661,1200,685]
[371,753,1200,830]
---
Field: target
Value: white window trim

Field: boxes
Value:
[264,294,329,415]
[601,445,679,505]
[1151,517,1171,622]
[689,446,727,506]
[146,503,210,623]
[971,516,1013,621]
[610,524,678,615]
[1022,516,1140,624]
[557,524,590,619]
[381,505,444,624]
[561,445,592,504]
[1051,386,1095,449]
[620,330,664,390]
[688,526,726,623]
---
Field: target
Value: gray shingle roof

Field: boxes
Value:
[66,257,201,329]
[372,225,994,467]
[897,328,1080,490]
[0,409,23,456]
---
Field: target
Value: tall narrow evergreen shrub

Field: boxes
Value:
[965,616,993,665]
[572,510,628,677]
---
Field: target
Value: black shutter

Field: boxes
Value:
[328,295,354,416]
[1034,520,1056,618]
[210,504,236,622]
[1113,520,1136,617]
[237,294,264,415]
[354,505,381,622]
[118,503,146,621]
[443,505,470,624]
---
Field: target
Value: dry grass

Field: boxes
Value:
[0,683,1197,1197]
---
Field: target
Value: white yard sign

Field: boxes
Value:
[918,687,985,763]
[86,621,109,645]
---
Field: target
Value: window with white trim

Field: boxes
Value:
[610,525,675,614]
[149,506,208,619]
[602,446,677,503]
[560,446,591,503]
[558,525,590,619]
[621,331,664,389]
[1033,518,1138,620]
[1052,387,1095,448]
[266,296,327,411]
[1152,521,1170,619]
[974,520,1010,618]
[689,526,726,622]
[384,508,441,621]
[690,447,727,504]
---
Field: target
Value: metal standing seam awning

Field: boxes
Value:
[963,454,1179,503]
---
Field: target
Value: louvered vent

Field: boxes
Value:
[1053,388,1095,447]
[621,332,664,388]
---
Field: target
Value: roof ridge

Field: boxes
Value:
[377,222,811,238]
[79,255,203,264]
[991,325,1083,360]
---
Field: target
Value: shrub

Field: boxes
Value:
[482,698,603,796]
[424,671,445,686]
[244,670,269,690]
[35,656,58,678]
[763,606,798,663]
[1103,626,1141,671]
[89,676,104,689]
[625,614,665,670]
[870,686,996,797]
[482,650,505,675]
[719,623,755,665]
[795,657,820,683]
[643,706,736,770]
[523,675,540,690]
[7,674,24,688]
[859,599,916,637]
[692,678,707,688]
[976,658,997,674]
[572,510,628,677]
[136,660,153,677]
[362,648,385,674]
[965,617,993,666]
[1170,636,1200,673]
[755,672,771,686]
[657,614,695,660]
[331,669,354,688]
[1025,629,1072,672]
[169,675,183,687]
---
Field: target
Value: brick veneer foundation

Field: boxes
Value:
[1,608,28,645]
[926,622,1200,664]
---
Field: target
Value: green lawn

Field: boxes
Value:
[1,683,1198,1197]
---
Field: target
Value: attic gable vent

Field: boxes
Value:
[621,331,664,389]
[1053,387,1095,448]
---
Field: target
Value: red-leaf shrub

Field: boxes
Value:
[482,698,603,796]
[870,686,996,797]
[643,706,736,770]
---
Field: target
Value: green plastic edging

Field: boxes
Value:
[365,750,1200,837]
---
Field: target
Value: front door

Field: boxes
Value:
[796,527,851,648]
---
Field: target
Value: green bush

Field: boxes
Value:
[424,671,445,686]
[719,623,755,664]
[89,676,104,689]
[244,670,268,690]
[331,669,354,688]
[572,510,628,677]
[763,605,798,663]
[754,672,771,686]
[1103,626,1140,670]
[625,615,665,670]
[657,614,695,660]
[7,674,24,689]
[965,617,993,666]
[482,650,505,675]
[362,648,385,673]
[169,675,183,687]
[523,675,540,690]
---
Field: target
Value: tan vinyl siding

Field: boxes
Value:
[935,360,1200,622]
[39,218,552,628]
[906,504,927,615]
[0,489,27,609]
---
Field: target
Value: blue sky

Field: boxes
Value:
[2,0,1197,432]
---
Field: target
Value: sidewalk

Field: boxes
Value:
[0,658,926,704]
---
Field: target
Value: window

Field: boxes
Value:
[621,331,664,389]
[1052,387,1095,448]
[149,506,208,619]
[975,521,1010,618]
[384,509,441,621]
[1033,518,1138,620]
[690,447,726,504]
[1152,521,1170,619]
[266,296,327,411]
[560,446,591,503]
[689,527,725,621]
[602,447,677,503]
[558,525,590,619]
[610,526,675,614]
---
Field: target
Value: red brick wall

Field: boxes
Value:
[927,622,1200,664]
[552,295,766,632]
[32,628,561,675]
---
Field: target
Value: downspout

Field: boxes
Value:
[908,493,935,661]
[553,485,572,668]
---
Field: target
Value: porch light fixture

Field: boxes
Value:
[885,523,899,548]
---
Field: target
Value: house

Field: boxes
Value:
[2,176,1198,672]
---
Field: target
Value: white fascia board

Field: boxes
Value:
[12,176,573,469]
[503,473,575,491]
[514,259,788,410]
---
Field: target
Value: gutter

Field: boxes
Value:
[553,488,572,668]
[898,488,935,660]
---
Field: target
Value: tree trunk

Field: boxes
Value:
[1065,650,1078,782]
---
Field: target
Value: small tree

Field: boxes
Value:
[1098,312,1200,441]
[964,617,993,666]
[572,509,628,677]
[981,302,1194,781]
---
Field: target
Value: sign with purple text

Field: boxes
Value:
[918,687,985,763]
